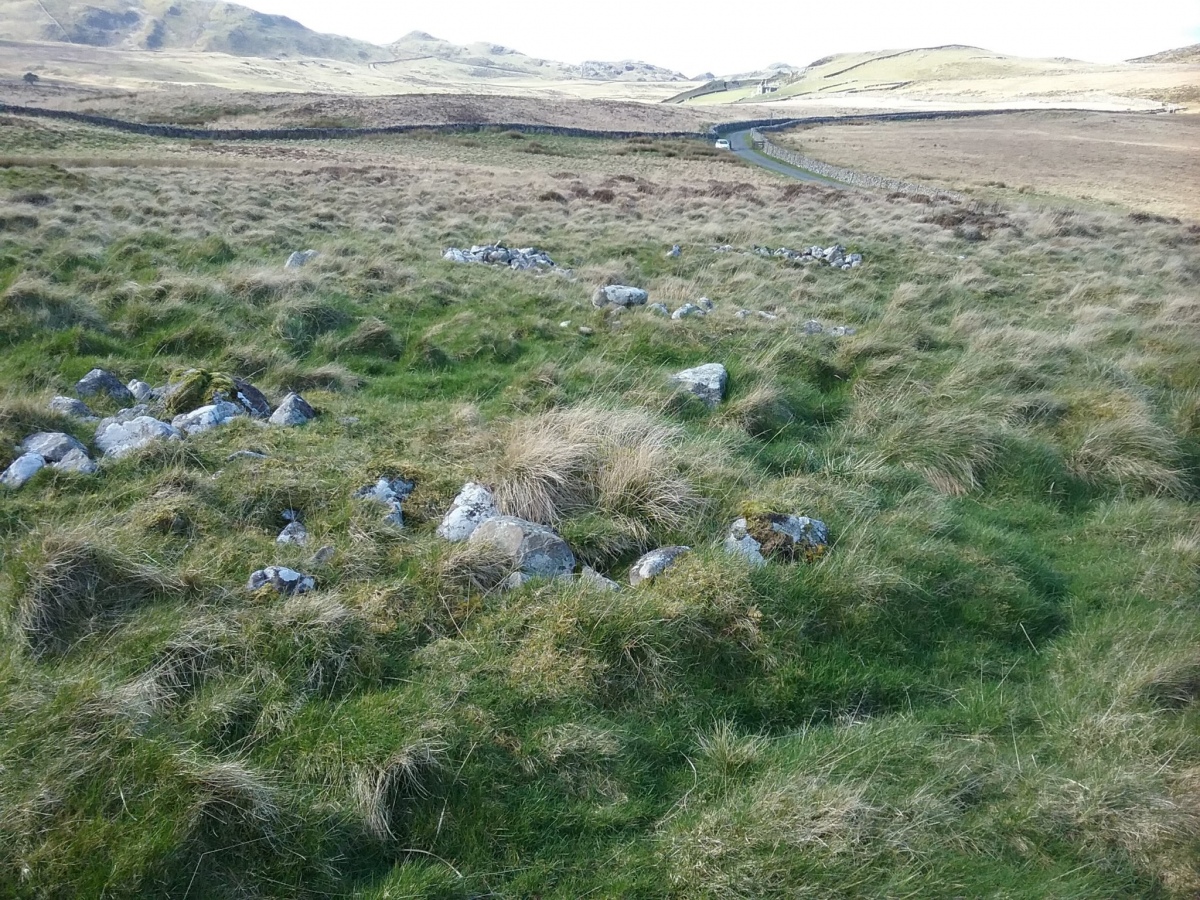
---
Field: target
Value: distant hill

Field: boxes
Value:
[0,0,389,61]
[1129,44,1200,64]
[385,31,687,82]
[666,44,1196,110]
[0,2,687,80]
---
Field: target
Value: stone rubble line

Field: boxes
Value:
[2,365,318,488]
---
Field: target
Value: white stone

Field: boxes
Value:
[20,432,87,463]
[95,416,182,458]
[437,482,500,542]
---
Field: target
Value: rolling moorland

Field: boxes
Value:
[0,95,1198,899]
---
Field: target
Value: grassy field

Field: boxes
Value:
[0,113,1199,898]
[776,111,1200,221]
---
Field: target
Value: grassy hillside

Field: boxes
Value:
[0,0,389,61]
[0,116,1198,898]
[680,45,1196,110]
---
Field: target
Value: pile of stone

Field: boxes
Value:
[0,432,98,488]
[3,367,318,489]
[753,244,863,269]
[443,244,557,271]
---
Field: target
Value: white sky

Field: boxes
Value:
[235,0,1200,74]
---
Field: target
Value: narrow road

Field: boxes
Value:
[724,128,845,188]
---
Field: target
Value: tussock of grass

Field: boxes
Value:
[492,406,702,539]
[13,531,195,656]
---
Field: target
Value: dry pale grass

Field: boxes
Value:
[492,406,701,535]
[777,111,1200,220]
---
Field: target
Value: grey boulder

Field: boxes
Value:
[648,303,670,317]
[629,546,690,586]
[269,393,315,427]
[592,285,649,308]
[1,452,45,489]
[171,401,244,436]
[50,396,97,419]
[670,363,728,408]
[127,379,155,403]
[95,415,183,458]
[75,368,134,404]
[469,515,575,581]
[437,482,500,541]
[247,566,315,595]
[52,448,98,475]
[20,432,87,463]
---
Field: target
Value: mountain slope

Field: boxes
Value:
[1129,43,1200,64]
[385,30,687,82]
[0,0,389,61]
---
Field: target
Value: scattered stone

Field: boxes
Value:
[443,244,556,270]
[736,309,779,321]
[171,401,244,436]
[354,476,415,526]
[269,393,315,427]
[802,319,823,335]
[127,379,155,403]
[281,509,300,522]
[52,448,98,475]
[312,546,336,566]
[629,546,690,586]
[20,432,87,463]
[580,566,621,592]
[725,513,830,565]
[437,482,500,542]
[718,243,863,270]
[1,452,45,489]
[648,303,670,317]
[285,249,318,269]
[338,417,360,427]
[666,244,682,258]
[672,303,706,319]
[95,415,183,458]
[670,363,728,408]
[469,516,575,581]
[828,326,857,337]
[578,326,594,336]
[277,521,309,546]
[698,297,715,311]
[227,449,268,461]
[592,285,649,308]
[75,368,134,404]
[50,396,97,419]
[247,566,315,595]
[560,320,571,328]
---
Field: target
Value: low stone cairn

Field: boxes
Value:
[714,243,863,270]
[443,244,557,270]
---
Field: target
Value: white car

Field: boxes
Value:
[714,138,731,150]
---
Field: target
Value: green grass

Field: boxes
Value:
[0,117,1197,898]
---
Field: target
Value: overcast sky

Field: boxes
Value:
[235,0,1200,74]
